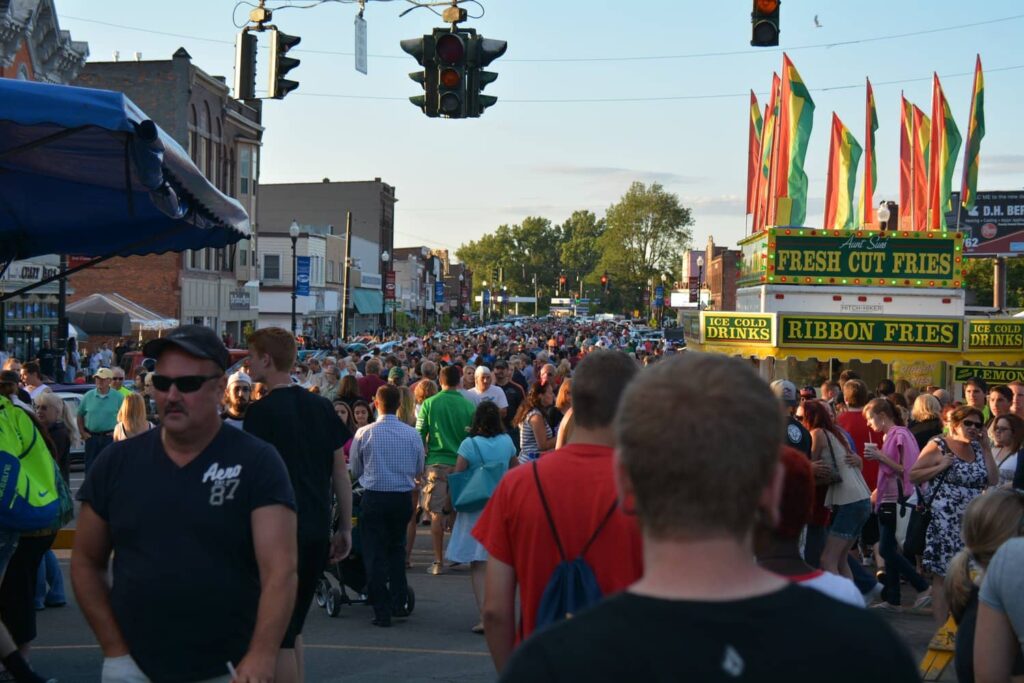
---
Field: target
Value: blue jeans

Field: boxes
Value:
[878,503,928,605]
[0,528,18,576]
[35,549,66,608]
[85,433,113,473]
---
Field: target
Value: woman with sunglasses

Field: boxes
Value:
[910,405,998,628]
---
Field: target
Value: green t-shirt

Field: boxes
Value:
[416,389,475,467]
[79,388,125,433]
[116,386,133,398]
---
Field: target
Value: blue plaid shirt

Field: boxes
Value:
[349,414,425,492]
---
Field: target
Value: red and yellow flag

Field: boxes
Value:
[753,74,781,233]
[927,73,962,229]
[823,113,863,230]
[746,90,764,216]
[859,78,878,226]
[912,105,932,231]
[770,54,815,227]
[960,55,985,211]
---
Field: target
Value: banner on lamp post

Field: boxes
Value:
[435,281,445,303]
[296,256,311,296]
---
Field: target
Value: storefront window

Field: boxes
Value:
[830,359,888,393]
[776,357,831,391]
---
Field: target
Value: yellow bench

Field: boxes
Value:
[52,528,75,550]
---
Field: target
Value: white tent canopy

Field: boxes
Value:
[67,292,178,333]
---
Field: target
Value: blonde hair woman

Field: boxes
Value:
[113,392,153,441]
[397,386,417,427]
[944,489,1024,683]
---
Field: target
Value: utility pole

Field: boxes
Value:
[340,211,352,340]
[533,273,538,317]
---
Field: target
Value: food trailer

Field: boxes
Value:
[683,227,1024,394]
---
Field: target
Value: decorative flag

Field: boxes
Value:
[859,78,878,226]
[927,73,962,229]
[746,90,764,216]
[960,54,985,211]
[898,95,913,229]
[770,54,815,226]
[912,105,931,231]
[823,113,863,230]
[754,74,781,233]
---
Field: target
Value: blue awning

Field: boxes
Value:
[351,288,383,314]
[0,78,250,262]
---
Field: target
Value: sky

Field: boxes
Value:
[56,0,1024,257]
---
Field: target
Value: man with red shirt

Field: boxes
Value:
[358,358,387,401]
[474,350,641,673]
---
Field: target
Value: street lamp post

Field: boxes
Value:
[481,280,488,321]
[381,250,390,333]
[458,272,465,322]
[696,255,705,311]
[501,285,508,318]
[289,219,300,338]
[659,273,667,326]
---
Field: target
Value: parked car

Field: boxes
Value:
[55,391,86,469]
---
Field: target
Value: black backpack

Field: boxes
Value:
[532,460,618,630]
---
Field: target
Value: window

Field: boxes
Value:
[202,102,212,180]
[189,105,198,160]
[263,254,280,280]
[327,260,334,281]
[240,249,247,266]
[239,146,252,195]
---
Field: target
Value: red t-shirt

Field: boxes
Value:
[836,410,883,489]
[357,374,386,402]
[472,443,643,643]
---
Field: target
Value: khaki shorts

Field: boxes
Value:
[421,464,454,513]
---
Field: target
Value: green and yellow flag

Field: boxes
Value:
[771,53,815,226]
[746,90,764,216]
[960,55,985,211]
[927,73,962,230]
[754,73,781,233]
[824,113,863,230]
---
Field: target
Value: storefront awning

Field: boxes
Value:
[351,288,383,315]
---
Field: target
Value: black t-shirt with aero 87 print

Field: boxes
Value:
[77,425,295,683]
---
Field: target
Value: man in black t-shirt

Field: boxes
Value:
[501,354,918,683]
[72,325,298,683]
[244,327,353,682]
[493,359,524,435]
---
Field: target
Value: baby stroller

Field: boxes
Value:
[315,487,416,618]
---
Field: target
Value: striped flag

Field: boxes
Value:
[898,95,913,229]
[754,74,781,233]
[960,55,985,211]
[823,113,863,230]
[927,73,962,229]
[746,90,763,216]
[859,78,878,226]
[771,53,815,227]
[912,105,932,231]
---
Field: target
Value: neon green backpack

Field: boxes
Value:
[0,396,59,531]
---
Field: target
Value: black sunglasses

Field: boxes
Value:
[151,373,222,393]
[962,420,983,429]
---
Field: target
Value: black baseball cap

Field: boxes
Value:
[494,359,509,369]
[143,325,231,370]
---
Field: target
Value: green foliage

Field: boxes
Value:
[455,182,692,315]
[962,258,1024,308]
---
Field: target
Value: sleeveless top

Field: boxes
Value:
[821,430,871,507]
[518,408,552,464]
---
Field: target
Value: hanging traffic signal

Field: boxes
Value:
[400,34,438,117]
[601,273,609,292]
[751,0,780,47]
[233,30,257,100]
[268,29,301,99]
[467,35,507,117]
[559,274,567,287]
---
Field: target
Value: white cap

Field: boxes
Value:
[475,365,492,377]
[228,371,252,387]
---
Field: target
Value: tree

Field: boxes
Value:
[596,182,693,311]
[559,210,606,283]
[962,257,1024,308]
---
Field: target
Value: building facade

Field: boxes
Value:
[0,0,88,357]
[257,180,396,337]
[70,48,262,345]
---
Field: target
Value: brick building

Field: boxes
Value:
[70,48,263,345]
[0,0,88,358]
[678,237,740,312]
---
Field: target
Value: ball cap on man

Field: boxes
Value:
[228,371,252,387]
[142,325,230,370]
[770,379,798,407]
[93,367,115,379]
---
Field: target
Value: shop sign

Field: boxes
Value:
[779,314,962,352]
[384,270,396,301]
[701,312,775,345]
[967,319,1024,351]
[953,365,1024,384]
[0,260,60,283]
[946,191,1024,257]
[764,227,964,289]
[228,289,250,310]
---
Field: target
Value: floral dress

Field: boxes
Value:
[922,437,989,575]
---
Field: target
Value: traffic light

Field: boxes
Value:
[601,273,609,292]
[559,274,567,287]
[400,34,438,117]
[467,36,507,117]
[268,29,301,99]
[233,31,257,100]
[751,0,780,47]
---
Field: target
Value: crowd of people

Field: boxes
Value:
[0,317,1023,681]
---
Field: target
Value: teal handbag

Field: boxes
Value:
[449,437,507,513]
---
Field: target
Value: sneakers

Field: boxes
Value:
[864,582,884,606]
[426,561,443,576]
[913,590,933,610]
[870,601,902,612]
